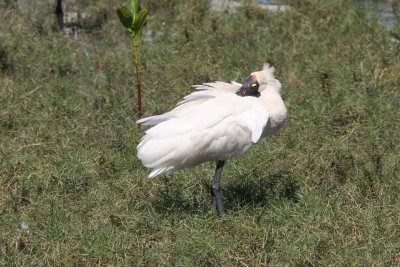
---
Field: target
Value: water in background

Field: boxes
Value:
[0,0,397,31]
[257,0,397,30]
[258,0,276,3]
[363,0,398,30]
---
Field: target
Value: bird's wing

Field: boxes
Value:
[137,81,240,125]
[137,93,269,178]
[238,105,269,143]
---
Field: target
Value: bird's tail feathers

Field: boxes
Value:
[137,115,169,125]
[137,124,191,179]
[148,166,176,179]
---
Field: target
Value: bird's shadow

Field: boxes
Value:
[223,169,300,211]
[151,169,299,214]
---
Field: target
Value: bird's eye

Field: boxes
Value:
[251,83,257,88]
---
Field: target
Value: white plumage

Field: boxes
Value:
[137,64,287,179]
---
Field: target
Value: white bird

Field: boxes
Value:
[137,64,287,214]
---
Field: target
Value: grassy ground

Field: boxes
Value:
[1,0,400,265]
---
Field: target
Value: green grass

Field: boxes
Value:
[1,0,400,265]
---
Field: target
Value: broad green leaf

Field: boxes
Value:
[127,0,135,15]
[134,0,140,15]
[116,6,133,29]
[132,9,148,35]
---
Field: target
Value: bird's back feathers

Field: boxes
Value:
[137,82,240,126]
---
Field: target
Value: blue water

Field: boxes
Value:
[258,0,276,3]
[363,0,397,29]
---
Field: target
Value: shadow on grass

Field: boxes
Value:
[151,177,210,214]
[224,169,300,211]
[151,169,299,214]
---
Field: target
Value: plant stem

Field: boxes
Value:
[133,42,142,118]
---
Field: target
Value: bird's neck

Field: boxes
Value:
[259,90,287,130]
[259,89,284,108]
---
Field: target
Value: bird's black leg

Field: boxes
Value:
[211,160,225,215]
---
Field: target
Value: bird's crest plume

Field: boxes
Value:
[263,63,275,78]
[251,63,275,83]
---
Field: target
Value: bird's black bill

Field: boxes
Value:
[236,75,260,97]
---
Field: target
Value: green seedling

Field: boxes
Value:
[116,0,148,117]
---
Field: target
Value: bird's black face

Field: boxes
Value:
[236,75,260,97]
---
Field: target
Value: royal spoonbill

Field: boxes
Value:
[137,64,287,214]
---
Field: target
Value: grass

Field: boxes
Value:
[1,0,400,265]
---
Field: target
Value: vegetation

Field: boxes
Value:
[116,0,148,117]
[1,0,399,265]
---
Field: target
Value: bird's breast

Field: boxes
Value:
[260,93,287,137]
